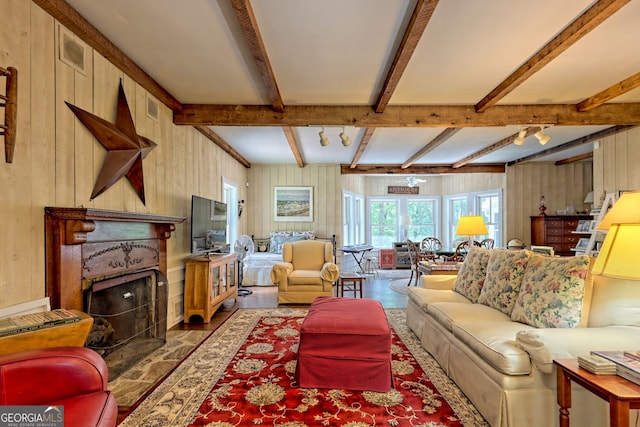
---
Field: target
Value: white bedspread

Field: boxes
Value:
[242,253,282,286]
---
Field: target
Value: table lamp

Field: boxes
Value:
[455,216,488,247]
[592,191,640,279]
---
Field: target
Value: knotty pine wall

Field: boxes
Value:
[0,2,247,327]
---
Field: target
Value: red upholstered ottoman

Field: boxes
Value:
[295,296,392,392]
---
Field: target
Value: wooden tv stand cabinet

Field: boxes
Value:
[184,253,238,323]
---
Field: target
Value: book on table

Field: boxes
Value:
[0,309,81,337]
[590,350,640,385]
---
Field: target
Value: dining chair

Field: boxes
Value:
[406,240,422,286]
[480,238,495,249]
[447,240,481,262]
[420,237,442,261]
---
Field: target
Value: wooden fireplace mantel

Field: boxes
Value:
[45,207,185,310]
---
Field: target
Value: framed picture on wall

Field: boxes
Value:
[274,186,313,222]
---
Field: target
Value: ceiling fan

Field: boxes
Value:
[397,176,426,187]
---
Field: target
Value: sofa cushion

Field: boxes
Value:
[477,249,531,315]
[428,301,512,332]
[510,255,594,328]
[453,246,491,302]
[408,287,472,312]
[453,320,535,375]
[588,275,640,327]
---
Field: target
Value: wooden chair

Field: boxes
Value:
[406,240,422,286]
[448,240,481,262]
[420,237,442,261]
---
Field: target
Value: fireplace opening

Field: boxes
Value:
[84,269,167,380]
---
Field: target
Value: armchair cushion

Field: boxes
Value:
[0,346,117,427]
[477,249,532,315]
[453,246,491,302]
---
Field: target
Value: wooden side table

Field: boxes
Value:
[554,358,640,427]
[337,273,364,298]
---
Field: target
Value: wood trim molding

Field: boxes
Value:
[340,163,505,175]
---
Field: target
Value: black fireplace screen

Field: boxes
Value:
[84,269,168,380]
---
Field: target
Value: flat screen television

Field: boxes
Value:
[191,195,227,253]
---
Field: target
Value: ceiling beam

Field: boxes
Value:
[193,126,252,168]
[402,128,460,168]
[32,0,181,111]
[174,103,640,127]
[507,125,634,166]
[374,0,439,113]
[555,152,593,165]
[230,0,284,112]
[282,127,304,168]
[349,128,376,168]
[341,163,505,175]
[452,127,538,168]
[576,71,640,111]
[475,0,630,113]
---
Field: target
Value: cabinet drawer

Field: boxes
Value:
[545,236,563,244]
[563,235,580,245]
[546,228,564,236]
[546,220,564,229]
[564,219,579,229]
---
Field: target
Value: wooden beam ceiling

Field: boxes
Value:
[174,103,640,127]
[474,0,631,113]
[349,128,376,168]
[507,125,635,166]
[230,0,285,112]
[452,128,538,169]
[555,152,593,165]
[282,126,304,168]
[374,0,439,113]
[193,126,251,168]
[341,164,505,175]
[402,128,460,168]
[577,72,640,111]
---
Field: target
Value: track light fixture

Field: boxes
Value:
[513,128,527,146]
[339,127,351,146]
[534,126,551,145]
[319,127,330,146]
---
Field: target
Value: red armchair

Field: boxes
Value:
[0,346,117,427]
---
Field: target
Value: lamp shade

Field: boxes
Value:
[455,216,488,236]
[592,223,640,279]
[597,191,640,231]
[583,191,594,204]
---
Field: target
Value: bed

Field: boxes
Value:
[241,232,336,286]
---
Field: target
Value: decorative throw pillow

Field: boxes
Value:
[477,249,532,315]
[269,231,293,254]
[254,238,270,253]
[453,246,491,302]
[511,255,593,328]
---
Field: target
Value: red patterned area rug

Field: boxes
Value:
[118,308,488,426]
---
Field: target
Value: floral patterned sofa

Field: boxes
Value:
[406,247,640,427]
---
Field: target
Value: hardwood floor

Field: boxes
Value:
[172,273,409,332]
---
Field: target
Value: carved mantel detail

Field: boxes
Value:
[45,207,185,310]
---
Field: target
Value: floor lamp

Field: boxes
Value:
[455,216,488,248]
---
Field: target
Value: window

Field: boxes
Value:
[443,190,502,249]
[367,196,440,248]
[223,178,239,247]
[342,191,365,246]
[368,199,398,248]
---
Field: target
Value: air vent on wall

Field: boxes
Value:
[146,93,159,121]
[59,26,86,75]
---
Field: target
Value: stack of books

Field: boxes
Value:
[0,309,81,338]
[589,350,640,386]
[577,354,617,375]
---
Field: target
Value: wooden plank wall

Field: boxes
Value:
[0,2,248,327]
[245,164,342,245]
[593,127,640,205]
[506,162,593,246]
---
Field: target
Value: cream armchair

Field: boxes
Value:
[271,239,339,304]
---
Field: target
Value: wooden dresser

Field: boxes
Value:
[530,215,592,256]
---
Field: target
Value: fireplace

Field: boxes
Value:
[45,208,184,378]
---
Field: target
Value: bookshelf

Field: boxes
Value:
[571,192,616,257]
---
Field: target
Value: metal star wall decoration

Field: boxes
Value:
[65,81,156,205]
